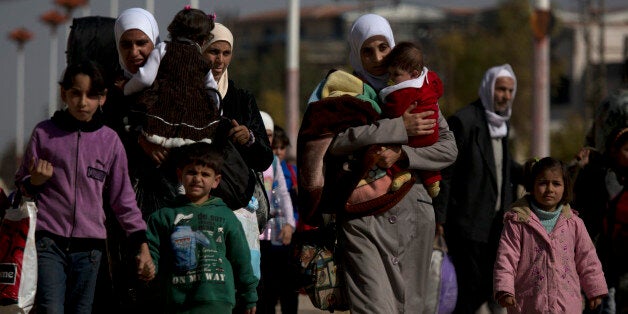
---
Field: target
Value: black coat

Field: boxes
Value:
[435,100,521,242]
[220,79,274,172]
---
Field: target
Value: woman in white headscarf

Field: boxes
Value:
[304,13,458,313]
[115,8,160,78]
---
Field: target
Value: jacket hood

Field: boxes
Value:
[51,109,105,132]
[507,196,573,223]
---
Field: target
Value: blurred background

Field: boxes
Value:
[1,0,627,191]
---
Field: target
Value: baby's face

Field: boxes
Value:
[388,67,413,84]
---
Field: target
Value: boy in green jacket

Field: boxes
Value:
[146,142,258,313]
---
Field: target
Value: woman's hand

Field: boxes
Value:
[139,136,168,165]
[29,157,53,186]
[280,224,294,245]
[228,119,251,146]
[403,103,436,137]
[136,243,155,281]
[375,145,403,169]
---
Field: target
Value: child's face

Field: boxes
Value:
[266,130,274,146]
[177,164,221,205]
[273,142,287,161]
[613,141,628,171]
[532,168,564,212]
[388,67,419,84]
[61,74,104,122]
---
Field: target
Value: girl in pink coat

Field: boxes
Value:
[494,157,607,313]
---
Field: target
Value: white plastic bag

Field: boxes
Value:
[233,208,261,279]
[0,200,38,313]
[424,234,458,314]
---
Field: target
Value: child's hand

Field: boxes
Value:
[228,119,251,146]
[136,243,155,281]
[29,157,53,186]
[244,306,256,314]
[279,224,294,245]
[588,295,603,310]
[375,145,402,169]
[114,77,127,91]
[575,147,592,168]
[138,136,168,165]
[496,291,516,308]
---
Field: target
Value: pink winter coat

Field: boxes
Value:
[493,197,608,313]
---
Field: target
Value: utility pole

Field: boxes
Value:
[598,0,606,100]
[286,0,300,159]
[9,28,33,162]
[531,0,551,157]
[41,10,67,117]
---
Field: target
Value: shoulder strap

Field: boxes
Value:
[272,156,279,186]
[287,163,298,189]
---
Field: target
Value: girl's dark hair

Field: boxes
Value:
[59,61,107,96]
[168,8,214,44]
[382,41,424,73]
[523,157,572,205]
[273,125,291,148]
[176,142,223,175]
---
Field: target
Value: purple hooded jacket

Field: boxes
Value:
[15,111,146,240]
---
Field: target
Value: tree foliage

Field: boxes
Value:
[432,0,584,161]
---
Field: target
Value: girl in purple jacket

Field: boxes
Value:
[15,62,155,313]
[493,157,607,313]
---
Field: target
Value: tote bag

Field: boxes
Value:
[0,199,38,313]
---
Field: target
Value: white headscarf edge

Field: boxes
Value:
[348,14,395,91]
[114,8,161,76]
[478,64,517,138]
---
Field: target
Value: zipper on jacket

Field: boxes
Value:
[68,130,81,251]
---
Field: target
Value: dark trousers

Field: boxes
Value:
[257,240,299,314]
[446,218,503,314]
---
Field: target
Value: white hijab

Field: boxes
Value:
[349,14,395,92]
[478,64,517,139]
[114,8,161,77]
[209,23,234,99]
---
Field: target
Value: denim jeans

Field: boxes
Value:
[36,236,102,314]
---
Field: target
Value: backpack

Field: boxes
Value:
[66,16,121,86]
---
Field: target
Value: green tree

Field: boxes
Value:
[432,0,581,160]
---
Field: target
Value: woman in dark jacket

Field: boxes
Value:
[203,22,273,172]
[204,22,274,314]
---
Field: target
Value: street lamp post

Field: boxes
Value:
[286,0,300,159]
[9,28,34,162]
[41,10,67,117]
[55,0,88,57]
[531,0,551,157]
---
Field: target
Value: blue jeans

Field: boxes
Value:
[36,236,102,314]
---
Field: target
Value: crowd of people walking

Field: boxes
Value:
[0,4,627,314]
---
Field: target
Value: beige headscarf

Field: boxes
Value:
[209,23,234,98]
